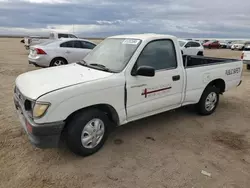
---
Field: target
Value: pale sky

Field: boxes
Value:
[0,0,249,37]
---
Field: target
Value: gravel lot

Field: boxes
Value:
[0,38,250,188]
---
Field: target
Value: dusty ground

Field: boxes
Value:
[0,38,250,188]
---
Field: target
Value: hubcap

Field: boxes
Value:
[205,92,217,111]
[54,60,63,66]
[81,118,105,149]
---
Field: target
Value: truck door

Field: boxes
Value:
[125,39,184,120]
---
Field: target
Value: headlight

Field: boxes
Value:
[33,102,50,118]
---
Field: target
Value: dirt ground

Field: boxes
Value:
[0,38,250,188]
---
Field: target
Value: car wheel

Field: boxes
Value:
[50,58,67,67]
[196,86,219,116]
[247,65,250,70]
[208,45,211,49]
[66,109,111,157]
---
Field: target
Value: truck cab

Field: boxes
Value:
[15,34,243,156]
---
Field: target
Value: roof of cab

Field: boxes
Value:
[109,33,177,41]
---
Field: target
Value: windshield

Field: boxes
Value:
[178,40,186,47]
[83,38,141,72]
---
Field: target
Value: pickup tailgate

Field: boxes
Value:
[183,56,242,104]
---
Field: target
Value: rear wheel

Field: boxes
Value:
[50,58,67,67]
[196,86,219,115]
[197,51,203,56]
[247,65,250,70]
[66,109,111,157]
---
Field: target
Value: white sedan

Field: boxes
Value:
[28,38,96,67]
[178,39,204,56]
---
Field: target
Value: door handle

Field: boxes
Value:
[172,75,180,81]
[65,51,71,53]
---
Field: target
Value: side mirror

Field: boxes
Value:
[185,45,190,48]
[134,66,155,77]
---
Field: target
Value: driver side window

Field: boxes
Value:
[185,42,191,48]
[135,39,177,71]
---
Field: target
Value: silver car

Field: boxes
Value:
[28,38,96,67]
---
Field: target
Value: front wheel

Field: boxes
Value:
[247,64,250,70]
[66,109,111,156]
[196,86,219,115]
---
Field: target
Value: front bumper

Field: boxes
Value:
[14,94,65,148]
[29,60,47,68]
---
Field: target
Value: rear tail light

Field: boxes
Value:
[241,53,244,60]
[35,48,47,55]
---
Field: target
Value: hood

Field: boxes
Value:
[15,63,113,100]
[203,42,212,45]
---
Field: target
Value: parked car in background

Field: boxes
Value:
[203,41,220,49]
[24,32,78,50]
[28,38,96,67]
[178,39,204,56]
[219,41,228,48]
[230,41,250,51]
[244,42,250,50]
[201,40,210,45]
[241,48,250,70]
[14,33,243,156]
[226,41,234,49]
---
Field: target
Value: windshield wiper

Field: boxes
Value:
[77,59,88,66]
[89,63,114,72]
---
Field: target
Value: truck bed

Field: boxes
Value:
[183,55,239,68]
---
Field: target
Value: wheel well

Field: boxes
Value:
[50,57,68,65]
[197,51,203,55]
[64,104,120,129]
[207,79,225,94]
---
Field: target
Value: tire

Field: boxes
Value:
[247,65,250,70]
[208,45,211,49]
[196,86,220,115]
[50,58,67,67]
[66,109,111,157]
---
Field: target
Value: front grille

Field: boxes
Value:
[14,86,33,117]
[15,87,26,105]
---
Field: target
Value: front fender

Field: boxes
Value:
[34,84,126,125]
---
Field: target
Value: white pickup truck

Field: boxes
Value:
[24,32,78,50]
[14,34,243,156]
